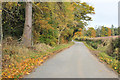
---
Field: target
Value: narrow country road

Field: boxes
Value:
[24,42,118,78]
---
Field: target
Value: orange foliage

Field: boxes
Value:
[79,28,82,31]
[75,31,82,37]
[108,28,111,36]
[91,29,96,37]
[2,54,51,78]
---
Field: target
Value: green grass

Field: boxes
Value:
[2,42,74,78]
[82,41,120,74]
[97,46,107,51]
[49,42,74,52]
[99,52,119,73]
[83,41,96,51]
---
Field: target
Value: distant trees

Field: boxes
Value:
[114,27,119,36]
[75,27,96,38]
[74,28,82,37]
[108,27,111,36]
[111,25,115,36]
[118,27,120,35]
[75,25,119,38]
[111,25,119,36]
[96,27,101,37]
[101,26,106,37]
[100,26,111,37]
[86,27,96,37]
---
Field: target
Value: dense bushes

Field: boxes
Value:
[38,29,58,46]
[108,38,120,60]
[86,40,103,49]
[75,37,103,49]
[2,2,25,39]
[76,37,120,60]
[2,39,74,78]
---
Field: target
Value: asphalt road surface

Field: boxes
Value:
[25,42,118,78]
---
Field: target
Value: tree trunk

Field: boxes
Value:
[22,2,32,47]
[0,2,2,67]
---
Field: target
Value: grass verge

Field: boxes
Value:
[83,41,120,74]
[2,42,74,78]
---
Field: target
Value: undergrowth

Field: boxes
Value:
[75,37,120,74]
[2,40,74,78]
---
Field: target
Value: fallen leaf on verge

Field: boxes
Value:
[26,72,30,75]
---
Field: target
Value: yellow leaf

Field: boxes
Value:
[26,72,30,75]
[9,65,11,68]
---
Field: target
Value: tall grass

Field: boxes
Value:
[75,37,120,74]
[2,37,74,78]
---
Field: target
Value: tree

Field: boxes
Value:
[114,27,119,36]
[72,2,95,36]
[108,27,111,36]
[101,26,106,37]
[87,27,96,37]
[96,27,101,37]
[0,2,2,60]
[74,28,83,37]
[82,27,87,36]
[92,28,96,37]
[22,2,32,47]
[2,2,95,46]
[118,26,120,35]
[2,2,25,38]
[0,2,2,44]
[49,2,75,44]
[111,24,115,36]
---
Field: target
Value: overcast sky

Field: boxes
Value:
[81,0,119,28]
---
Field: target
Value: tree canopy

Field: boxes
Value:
[2,2,95,46]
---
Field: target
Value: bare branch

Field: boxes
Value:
[32,2,43,14]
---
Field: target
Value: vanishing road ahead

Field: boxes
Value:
[25,42,118,78]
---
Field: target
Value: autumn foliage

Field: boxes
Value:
[2,41,74,78]
[74,26,115,38]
